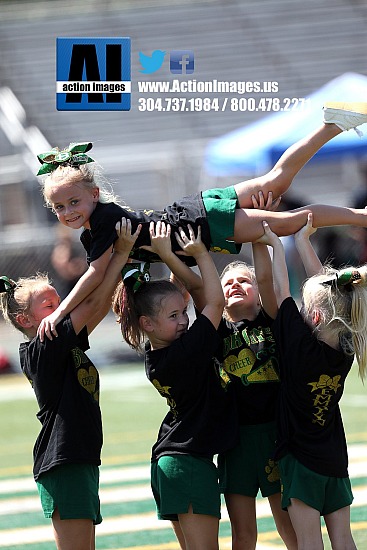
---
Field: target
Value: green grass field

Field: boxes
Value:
[0,363,366,549]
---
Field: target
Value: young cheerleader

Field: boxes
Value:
[257,213,366,550]
[0,219,141,550]
[215,192,297,549]
[139,214,296,550]
[112,222,237,550]
[36,102,367,340]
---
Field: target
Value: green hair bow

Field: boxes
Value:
[36,142,94,176]
[121,262,151,293]
[0,276,16,294]
[322,269,362,291]
[337,270,362,286]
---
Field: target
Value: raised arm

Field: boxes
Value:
[176,227,224,329]
[252,242,278,319]
[251,190,280,319]
[70,219,141,335]
[146,221,224,327]
[294,212,322,277]
[256,221,291,305]
[144,221,206,312]
[37,246,112,341]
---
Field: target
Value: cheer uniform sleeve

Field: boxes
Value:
[80,202,126,263]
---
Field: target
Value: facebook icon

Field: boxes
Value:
[170,50,194,74]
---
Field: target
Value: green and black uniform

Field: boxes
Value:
[145,314,238,520]
[273,297,354,514]
[80,186,241,266]
[217,311,282,498]
[19,316,103,523]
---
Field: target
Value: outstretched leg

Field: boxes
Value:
[231,204,367,244]
[234,102,367,209]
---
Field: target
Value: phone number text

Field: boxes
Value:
[138,97,310,112]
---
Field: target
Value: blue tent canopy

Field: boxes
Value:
[205,72,367,177]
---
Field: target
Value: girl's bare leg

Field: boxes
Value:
[324,506,357,550]
[233,102,367,208]
[268,492,298,549]
[52,508,95,550]
[234,124,342,209]
[287,498,323,550]
[230,205,367,244]
[224,493,257,550]
[177,505,219,550]
[171,519,187,549]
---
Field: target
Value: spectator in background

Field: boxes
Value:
[282,174,367,273]
[51,225,87,299]
[351,159,367,211]
[349,159,367,265]
[316,226,365,269]
[0,345,13,374]
[314,159,367,270]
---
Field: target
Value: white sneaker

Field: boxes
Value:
[323,102,367,132]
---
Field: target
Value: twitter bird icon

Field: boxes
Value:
[139,50,166,74]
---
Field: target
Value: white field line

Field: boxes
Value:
[0,464,366,547]
[0,370,147,402]
[1,444,366,497]
[1,490,367,547]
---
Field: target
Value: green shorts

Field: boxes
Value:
[36,463,102,525]
[279,453,353,516]
[151,454,221,521]
[218,422,280,498]
[202,186,241,255]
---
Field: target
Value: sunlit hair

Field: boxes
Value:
[112,279,181,354]
[0,273,51,335]
[40,163,120,208]
[301,264,367,380]
[220,260,258,321]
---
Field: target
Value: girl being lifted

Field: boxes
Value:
[36,102,367,339]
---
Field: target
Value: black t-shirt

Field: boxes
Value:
[19,316,102,480]
[145,314,238,461]
[80,197,211,266]
[217,310,280,426]
[273,297,353,478]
